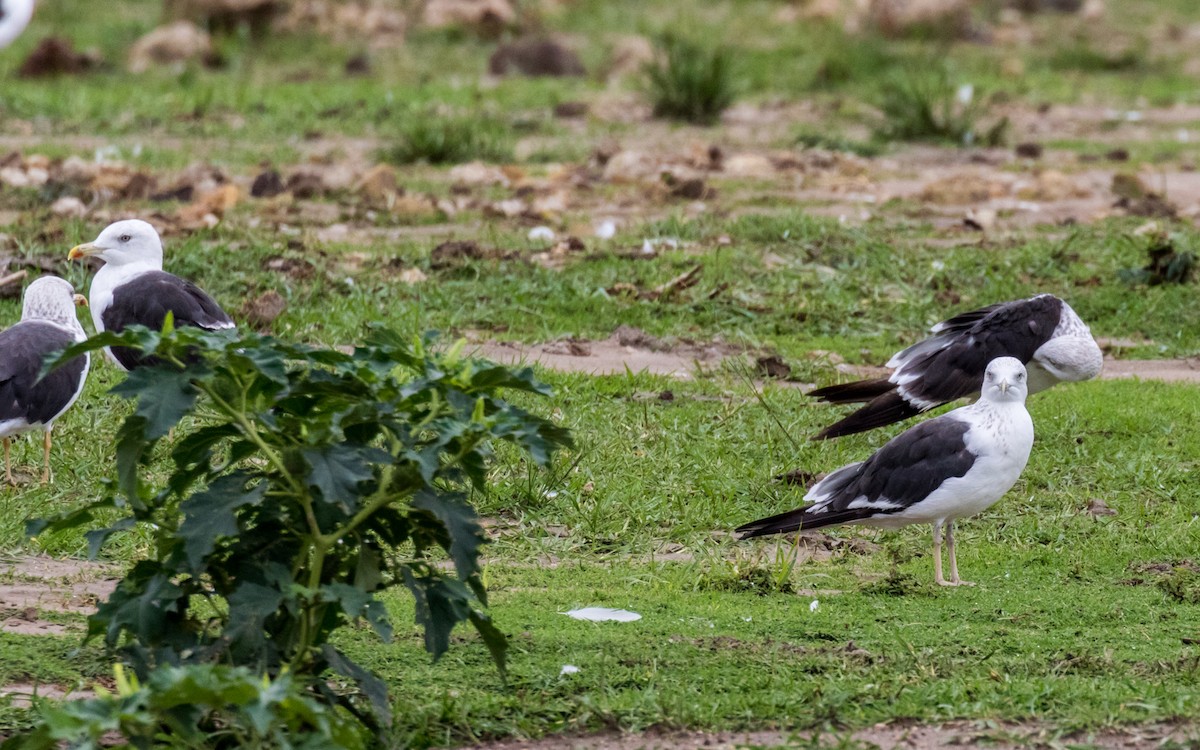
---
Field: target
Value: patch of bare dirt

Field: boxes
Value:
[0,683,94,709]
[0,555,119,632]
[4,102,1200,248]
[470,333,1200,386]
[471,721,1198,750]
[470,327,739,378]
[1100,357,1200,383]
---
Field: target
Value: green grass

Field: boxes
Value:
[5,210,1200,375]
[24,212,1184,361]
[368,541,1200,746]
[2,239,1199,743]
[5,373,1199,746]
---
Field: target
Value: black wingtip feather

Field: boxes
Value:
[811,390,928,440]
[737,506,876,538]
[736,508,806,538]
[808,377,896,405]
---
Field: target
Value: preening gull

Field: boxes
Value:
[69,219,234,370]
[0,276,90,484]
[810,294,1101,440]
[0,0,34,49]
[740,357,1034,587]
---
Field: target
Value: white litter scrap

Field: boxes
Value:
[559,664,581,676]
[528,226,556,242]
[809,599,820,613]
[562,607,642,622]
[639,237,680,255]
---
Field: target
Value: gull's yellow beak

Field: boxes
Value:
[998,381,1009,394]
[73,294,88,308]
[68,242,98,261]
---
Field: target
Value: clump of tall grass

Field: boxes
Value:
[873,64,1008,147]
[644,34,737,125]
[379,110,513,165]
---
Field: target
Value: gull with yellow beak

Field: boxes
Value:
[738,357,1034,587]
[0,276,90,484]
[69,219,234,370]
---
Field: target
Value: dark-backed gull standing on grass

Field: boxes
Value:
[810,294,1101,440]
[0,0,34,49]
[0,276,90,484]
[739,357,1034,587]
[69,219,234,370]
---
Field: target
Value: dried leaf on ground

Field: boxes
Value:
[355,163,401,208]
[242,290,287,328]
[542,338,591,356]
[1085,498,1118,516]
[176,184,239,228]
[775,468,818,487]
[398,267,427,284]
[531,236,586,269]
[263,255,317,280]
[645,264,702,300]
[614,325,669,351]
[755,355,791,380]
[429,240,516,270]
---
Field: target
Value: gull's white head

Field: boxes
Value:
[68,219,164,269]
[982,357,1028,404]
[21,275,87,330]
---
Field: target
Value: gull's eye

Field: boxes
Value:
[119,234,132,242]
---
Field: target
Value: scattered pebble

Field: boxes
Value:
[50,196,87,217]
[398,268,427,285]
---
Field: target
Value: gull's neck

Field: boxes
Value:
[90,260,161,333]
[25,311,87,342]
[974,396,1027,416]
